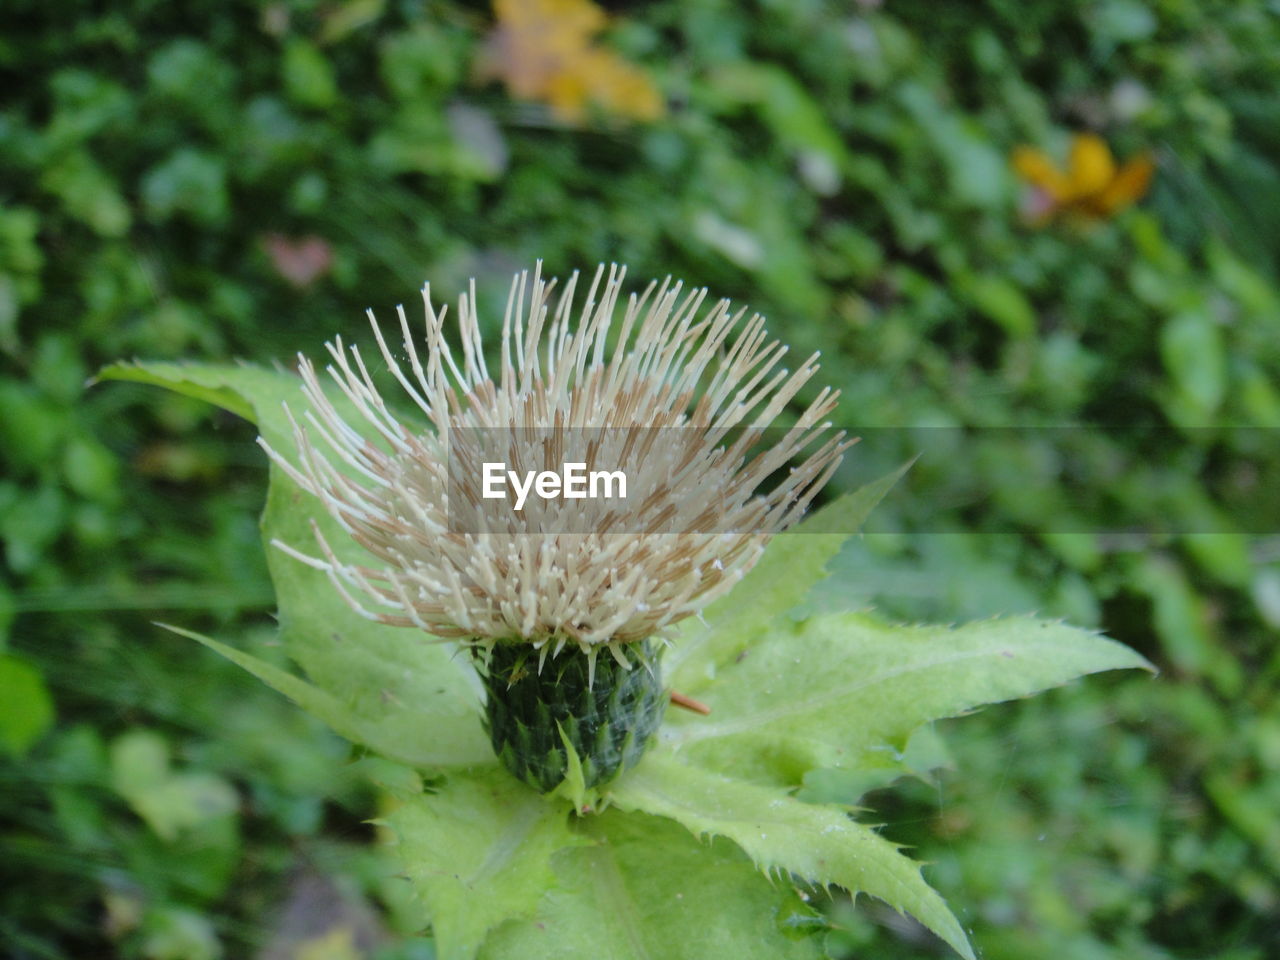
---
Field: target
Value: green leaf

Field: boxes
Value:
[39,150,132,237]
[797,724,952,806]
[97,362,492,771]
[319,0,385,44]
[664,611,1152,787]
[666,463,910,693]
[387,768,584,960]
[260,445,490,769]
[95,361,259,420]
[548,723,599,815]
[480,809,825,960]
[611,754,973,959]
[139,906,221,960]
[158,622,472,769]
[139,148,229,225]
[957,272,1036,338]
[109,729,238,841]
[0,654,55,756]
[283,39,339,110]
[703,63,847,171]
[1132,554,1240,695]
[1092,0,1157,43]
[1160,309,1226,417]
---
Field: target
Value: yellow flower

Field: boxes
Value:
[1012,133,1154,222]
[478,0,664,123]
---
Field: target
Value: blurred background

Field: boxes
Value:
[2,0,1279,957]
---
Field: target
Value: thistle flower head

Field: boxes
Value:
[263,264,849,666]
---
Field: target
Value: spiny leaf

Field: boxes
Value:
[663,611,1153,787]
[610,753,974,959]
[388,768,585,960]
[157,623,479,769]
[797,724,952,806]
[479,809,825,960]
[99,362,492,770]
[666,462,910,692]
[260,445,491,768]
[548,723,600,814]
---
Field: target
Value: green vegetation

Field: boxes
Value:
[2,0,1279,957]
[97,360,1150,960]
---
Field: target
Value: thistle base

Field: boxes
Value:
[477,640,665,793]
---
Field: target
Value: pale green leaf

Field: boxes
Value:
[666,463,910,693]
[1161,310,1226,416]
[480,809,825,960]
[663,611,1152,786]
[158,623,468,769]
[98,362,492,770]
[95,360,259,420]
[387,768,584,960]
[797,724,952,807]
[548,723,601,815]
[109,729,238,841]
[260,446,489,769]
[610,754,973,959]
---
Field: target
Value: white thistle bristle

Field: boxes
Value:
[262,264,851,651]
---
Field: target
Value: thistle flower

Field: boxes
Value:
[263,264,849,790]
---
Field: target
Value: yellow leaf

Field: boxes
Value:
[1093,152,1155,215]
[1066,133,1117,197]
[480,0,663,123]
[295,926,361,960]
[1011,145,1070,199]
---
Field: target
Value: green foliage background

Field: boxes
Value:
[2,0,1279,957]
